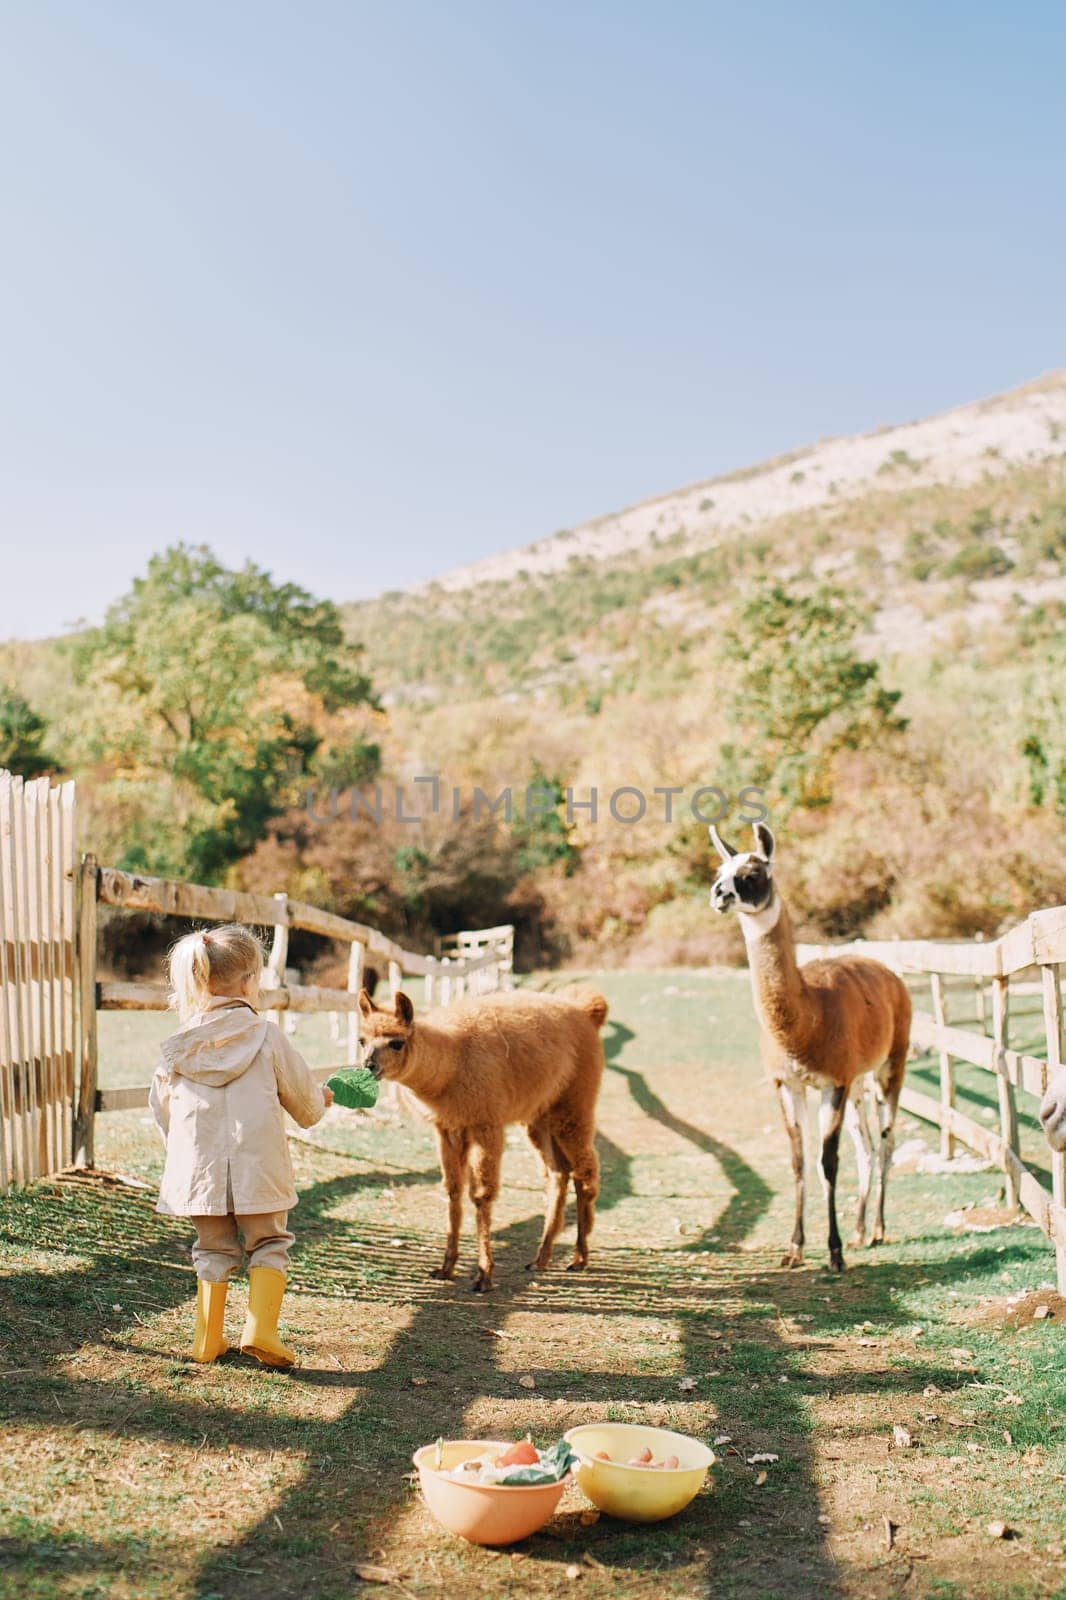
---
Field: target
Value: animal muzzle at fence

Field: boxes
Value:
[1040,1079,1066,1152]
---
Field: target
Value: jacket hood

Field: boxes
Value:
[160,998,269,1086]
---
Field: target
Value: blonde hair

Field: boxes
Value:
[167,924,265,1022]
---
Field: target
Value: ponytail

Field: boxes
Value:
[166,924,265,1022]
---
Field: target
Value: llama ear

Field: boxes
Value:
[709,825,736,861]
[752,822,775,861]
[394,991,415,1026]
[358,987,377,1017]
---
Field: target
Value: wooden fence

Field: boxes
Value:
[799,903,1066,1292]
[76,857,514,1162]
[4,759,1064,1289]
[435,923,514,996]
[0,772,76,1189]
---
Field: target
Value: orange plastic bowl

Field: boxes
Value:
[413,1440,568,1546]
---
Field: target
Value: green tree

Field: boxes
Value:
[0,689,52,778]
[510,761,580,875]
[1021,642,1066,814]
[73,544,377,880]
[718,579,905,813]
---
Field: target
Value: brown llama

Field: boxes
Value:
[358,986,607,1291]
[709,823,912,1271]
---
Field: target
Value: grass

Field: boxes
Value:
[1,969,1064,1599]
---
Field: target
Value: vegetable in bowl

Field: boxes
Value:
[439,1436,574,1486]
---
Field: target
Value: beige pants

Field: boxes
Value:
[191,1210,294,1282]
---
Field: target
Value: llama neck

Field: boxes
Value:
[740,893,811,1048]
[400,1021,458,1100]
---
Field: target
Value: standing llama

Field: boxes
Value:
[709,822,912,1271]
[358,986,607,1291]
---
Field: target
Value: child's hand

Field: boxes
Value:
[322,1086,334,1107]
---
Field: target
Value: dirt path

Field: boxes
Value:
[1,971,1063,1599]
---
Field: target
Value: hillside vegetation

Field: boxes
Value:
[328,374,1066,964]
[3,375,1065,969]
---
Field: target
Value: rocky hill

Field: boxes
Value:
[419,371,1066,593]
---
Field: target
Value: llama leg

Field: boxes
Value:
[872,1049,905,1244]
[549,1119,600,1270]
[467,1124,504,1292]
[430,1126,469,1281]
[568,1140,600,1270]
[845,1089,875,1248]
[777,1081,808,1267]
[819,1085,848,1271]
[526,1120,570,1273]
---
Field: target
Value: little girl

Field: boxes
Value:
[149,924,333,1368]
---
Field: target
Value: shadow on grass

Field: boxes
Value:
[194,1051,846,1600]
[2,1052,1033,1599]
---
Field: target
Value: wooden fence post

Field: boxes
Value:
[11,777,40,1180]
[59,782,76,1164]
[931,973,954,1159]
[265,892,289,1028]
[1041,964,1066,1293]
[347,940,364,1066]
[0,771,22,1189]
[26,781,52,1177]
[74,854,99,1168]
[991,975,1019,1209]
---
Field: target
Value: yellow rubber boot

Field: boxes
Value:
[240,1267,296,1368]
[191,1280,229,1363]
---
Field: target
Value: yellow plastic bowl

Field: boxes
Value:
[564,1423,713,1523]
[413,1440,569,1546]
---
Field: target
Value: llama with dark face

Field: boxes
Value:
[709,822,912,1271]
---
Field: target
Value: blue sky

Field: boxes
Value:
[1,1,1063,639]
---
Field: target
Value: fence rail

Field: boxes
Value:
[798,903,1066,1292]
[78,858,514,1151]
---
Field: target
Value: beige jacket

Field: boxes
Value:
[150,997,326,1216]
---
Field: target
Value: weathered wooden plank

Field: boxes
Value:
[998,919,1037,976]
[798,937,1002,977]
[47,786,64,1166]
[992,976,1019,1209]
[59,782,76,1162]
[96,1085,152,1112]
[799,905,1066,984]
[900,1082,1066,1267]
[1041,965,1066,1292]
[74,855,99,1167]
[98,866,289,929]
[98,1061,357,1113]
[910,1012,1046,1097]
[98,980,362,1014]
[0,774,13,1190]
[10,776,39,1180]
[929,974,954,1160]
[346,940,364,1067]
[1002,1049,1050,1100]
[29,779,56,1177]
[265,892,289,1028]
[910,1012,995,1069]
[288,900,374,944]
[1033,907,1066,966]
[899,1084,1003,1164]
[97,865,512,982]
[1005,1148,1066,1255]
